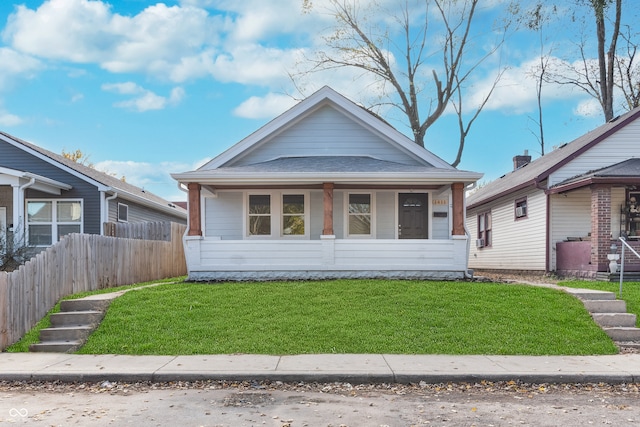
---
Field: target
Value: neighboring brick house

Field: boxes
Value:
[466,106,640,278]
[0,131,186,248]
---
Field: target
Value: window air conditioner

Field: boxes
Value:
[476,238,484,248]
[516,206,525,217]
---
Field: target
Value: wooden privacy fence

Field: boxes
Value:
[0,222,186,350]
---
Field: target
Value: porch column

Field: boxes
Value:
[591,184,612,272]
[187,182,202,236]
[451,182,465,236]
[322,182,334,235]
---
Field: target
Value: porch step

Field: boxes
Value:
[595,272,640,282]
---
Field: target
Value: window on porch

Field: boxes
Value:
[247,192,308,238]
[348,193,372,236]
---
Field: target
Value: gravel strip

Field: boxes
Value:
[2,379,640,397]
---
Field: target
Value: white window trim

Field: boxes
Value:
[244,191,310,239]
[280,191,310,239]
[344,192,376,238]
[117,202,129,222]
[26,198,84,246]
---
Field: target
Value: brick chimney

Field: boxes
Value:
[513,149,531,170]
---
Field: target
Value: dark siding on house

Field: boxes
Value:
[108,196,186,225]
[0,140,103,234]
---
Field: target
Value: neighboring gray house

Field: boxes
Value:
[466,106,640,278]
[0,131,187,248]
[172,86,482,281]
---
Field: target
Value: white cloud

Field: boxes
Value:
[0,109,23,126]
[102,82,185,112]
[233,92,298,119]
[465,56,591,115]
[574,98,602,118]
[94,158,208,201]
[3,0,219,83]
[0,47,42,90]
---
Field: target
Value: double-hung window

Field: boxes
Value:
[27,199,83,246]
[282,194,305,236]
[247,193,308,238]
[248,194,271,236]
[477,211,492,248]
[348,193,372,236]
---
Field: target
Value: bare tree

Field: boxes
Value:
[298,0,509,167]
[520,2,557,156]
[615,24,640,110]
[545,0,622,122]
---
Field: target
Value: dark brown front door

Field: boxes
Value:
[398,193,428,239]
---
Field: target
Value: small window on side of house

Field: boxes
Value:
[118,203,129,222]
[477,211,492,248]
[515,198,528,220]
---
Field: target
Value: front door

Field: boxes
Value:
[398,193,428,239]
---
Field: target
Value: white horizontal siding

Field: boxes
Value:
[548,189,592,270]
[188,238,468,273]
[549,120,640,186]
[229,106,424,166]
[204,192,243,239]
[467,188,546,271]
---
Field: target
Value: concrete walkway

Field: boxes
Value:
[2,352,640,384]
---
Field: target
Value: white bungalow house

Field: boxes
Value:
[172,86,482,281]
[466,106,640,279]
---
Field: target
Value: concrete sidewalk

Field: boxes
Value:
[2,352,640,384]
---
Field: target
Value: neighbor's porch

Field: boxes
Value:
[554,184,640,279]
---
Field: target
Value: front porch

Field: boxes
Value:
[184,235,470,281]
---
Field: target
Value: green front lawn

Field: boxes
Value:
[72,279,617,355]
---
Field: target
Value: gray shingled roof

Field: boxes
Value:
[466,106,640,208]
[220,156,442,173]
[549,158,640,191]
[0,131,186,218]
[173,156,481,183]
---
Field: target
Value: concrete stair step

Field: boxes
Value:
[582,299,627,313]
[591,312,637,328]
[39,326,94,342]
[49,311,105,327]
[60,298,112,312]
[29,341,83,353]
[566,289,617,301]
[604,327,640,342]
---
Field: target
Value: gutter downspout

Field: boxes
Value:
[463,182,475,279]
[101,190,118,235]
[177,183,189,238]
[16,177,36,245]
[534,178,551,273]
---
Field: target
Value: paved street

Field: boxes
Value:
[2,380,640,426]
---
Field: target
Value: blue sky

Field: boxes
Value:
[0,0,633,201]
